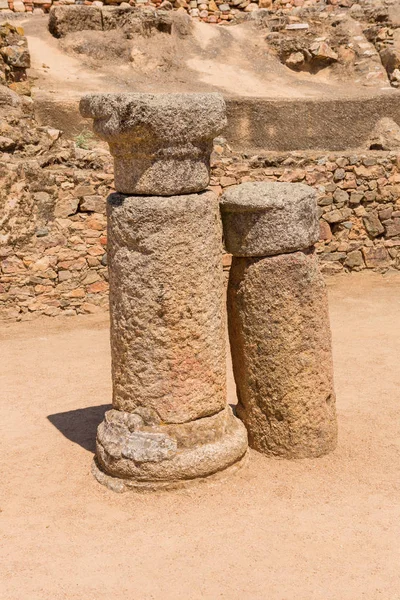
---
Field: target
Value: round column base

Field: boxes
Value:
[92,406,248,493]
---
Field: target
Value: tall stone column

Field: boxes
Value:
[80,93,247,491]
[221,182,337,459]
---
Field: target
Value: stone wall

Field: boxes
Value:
[212,145,400,275]
[1,141,400,320]
[0,0,372,24]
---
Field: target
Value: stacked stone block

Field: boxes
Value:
[80,92,248,491]
[221,182,338,458]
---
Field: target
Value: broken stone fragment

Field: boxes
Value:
[0,44,30,68]
[95,405,247,489]
[0,84,21,107]
[285,51,305,70]
[309,41,338,62]
[220,182,319,257]
[380,47,400,75]
[79,92,227,195]
[367,117,400,150]
[122,432,178,463]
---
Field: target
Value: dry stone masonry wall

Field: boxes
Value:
[1,0,398,30]
[2,141,400,321]
[211,145,400,275]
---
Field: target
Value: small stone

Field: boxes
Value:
[285,52,305,70]
[333,189,349,203]
[35,228,49,237]
[362,246,390,268]
[383,218,400,238]
[368,118,400,151]
[79,195,106,213]
[244,2,258,11]
[363,213,385,237]
[58,270,72,282]
[344,250,364,269]
[333,168,346,182]
[54,196,79,218]
[323,209,344,224]
[309,42,338,62]
[319,220,332,242]
[349,192,363,205]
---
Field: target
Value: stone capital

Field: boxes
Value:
[79,92,227,195]
[220,181,319,257]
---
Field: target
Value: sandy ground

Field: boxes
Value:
[1,272,400,600]
[20,15,390,100]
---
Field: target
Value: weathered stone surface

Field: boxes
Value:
[363,212,384,238]
[367,118,400,151]
[0,83,21,107]
[228,250,337,458]
[94,405,248,491]
[107,190,227,423]
[49,6,103,38]
[79,92,227,195]
[220,182,319,257]
[344,250,364,269]
[362,246,390,268]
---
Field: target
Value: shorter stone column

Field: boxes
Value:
[221,182,337,459]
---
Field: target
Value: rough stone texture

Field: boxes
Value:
[0,23,30,94]
[48,6,103,38]
[227,250,337,458]
[107,190,227,424]
[220,182,319,257]
[94,405,248,491]
[79,93,227,195]
[367,117,400,150]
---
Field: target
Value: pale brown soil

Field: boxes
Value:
[21,15,392,100]
[1,271,400,600]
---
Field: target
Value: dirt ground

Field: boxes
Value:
[1,272,399,600]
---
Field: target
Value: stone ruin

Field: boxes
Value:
[221,182,337,457]
[80,92,249,491]
[80,91,337,491]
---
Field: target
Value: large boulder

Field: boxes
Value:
[48,6,103,38]
[368,117,400,150]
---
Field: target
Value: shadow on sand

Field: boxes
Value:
[47,404,112,453]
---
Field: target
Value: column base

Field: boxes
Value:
[92,451,248,493]
[92,406,248,493]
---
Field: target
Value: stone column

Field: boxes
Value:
[221,182,337,459]
[80,93,247,492]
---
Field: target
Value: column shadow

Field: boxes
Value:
[47,404,112,453]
